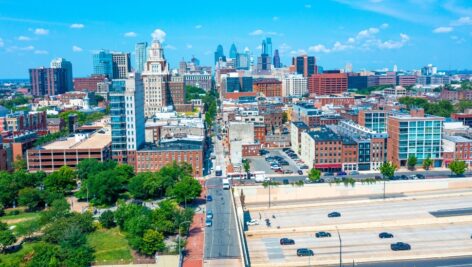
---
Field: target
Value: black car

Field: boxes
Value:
[280,238,295,245]
[391,242,411,251]
[400,175,408,180]
[379,232,394,239]
[297,248,314,256]
[279,161,289,166]
[416,174,425,179]
[283,179,289,185]
[282,148,290,152]
[328,212,341,218]
[315,231,331,238]
[298,170,303,175]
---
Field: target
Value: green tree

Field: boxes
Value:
[13,155,27,171]
[129,172,153,199]
[449,160,467,176]
[76,159,109,180]
[243,159,251,174]
[423,157,433,170]
[39,199,70,226]
[167,177,202,204]
[140,229,165,255]
[27,243,61,267]
[115,164,135,183]
[407,155,417,170]
[78,169,125,205]
[282,111,288,124]
[379,161,396,179]
[18,187,45,211]
[44,166,77,194]
[99,210,116,228]
[0,223,16,251]
[308,168,321,183]
[152,200,180,235]
[60,245,95,267]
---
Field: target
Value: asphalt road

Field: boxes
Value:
[351,256,472,267]
[204,177,240,259]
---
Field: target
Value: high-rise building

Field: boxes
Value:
[50,58,73,92]
[257,54,271,72]
[282,74,307,97]
[236,52,250,70]
[421,64,437,76]
[141,39,170,117]
[110,73,145,163]
[293,55,317,77]
[229,43,238,60]
[273,49,281,68]
[29,67,68,97]
[93,50,113,78]
[135,42,148,73]
[358,110,388,133]
[262,37,273,58]
[214,44,226,64]
[111,52,131,79]
[308,73,348,95]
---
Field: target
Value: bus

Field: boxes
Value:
[215,166,222,176]
[252,171,267,183]
[222,179,230,190]
[227,172,248,180]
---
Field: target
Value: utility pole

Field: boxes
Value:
[383,178,386,199]
[268,178,271,208]
[336,227,342,267]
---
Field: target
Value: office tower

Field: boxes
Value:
[273,49,281,68]
[229,43,238,59]
[308,73,348,95]
[293,55,317,77]
[191,56,200,66]
[141,38,170,117]
[344,63,353,73]
[257,54,271,72]
[282,74,307,97]
[236,52,250,70]
[179,58,188,74]
[93,50,113,78]
[214,44,226,64]
[110,73,145,163]
[111,52,131,79]
[421,64,437,76]
[135,42,148,73]
[29,67,68,97]
[262,37,273,58]
[50,58,73,92]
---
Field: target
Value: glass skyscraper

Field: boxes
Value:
[135,42,148,73]
[93,50,113,78]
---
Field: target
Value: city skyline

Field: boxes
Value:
[1,0,472,78]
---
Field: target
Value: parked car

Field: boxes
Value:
[283,179,289,185]
[379,232,394,239]
[324,172,334,177]
[296,248,314,256]
[271,165,281,170]
[206,195,213,202]
[274,168,284,173]
[375,175,383,180]
[205,219,213,227]
[280,238,295,245]
[401,175,408,180]
[298,170,304,175]
[284,170,293,174]
[350,171,359,175]
[299,165,309,169]
[282,148,290,152]
[315,231,332,238]
[279,161,289,166]
[206,210,213,219]
[328,211,341,218]
[391,242,411,251]
[416,174,425,179]
[246,219,259,226]
[408,175,417,180]
[337,171,347,176]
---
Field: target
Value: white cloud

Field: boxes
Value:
[278,43,291,54]
[249,29,264,36]
[34,50,48,54]
[186,44,193,49]
[304,4,312,8]
[124,32,137,37]
[18,36,31,41]
[347,37,356,43]
[195,24,203,29]
[0,38,4,47]
[380,23,389,29]
[34,28,49,35]
[332,41,351,52]
[290,49,307,55]
[309,44,331,53]
[151,29,166,42]
[70,23,84,29]
[5,45,35,52]
[377,33,410,49]
[433,26,453,33]
[72,45,83,52]
[22,45,34,51]
[273,16,279,21]
[165,44,176,50]
[357,27,379,39]
[256,44,263,50]
[452,16,472,26]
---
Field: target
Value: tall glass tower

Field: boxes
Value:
[93,50,113,78]
[214,44,226,64]
[135,42,148,73]
[229,43,238,59]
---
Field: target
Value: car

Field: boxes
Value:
[391,176,400,180]
[206,211,213,219]
[279,161,289,166]
[350,171,359,175]
[284,170,293,174]
[337,171,347,176]
[379,232,394,239]
[282,148,290,152]
[280,238,295,245]
[298,170,304,175]
[315,231,332,238]
[391,242,411,251]
[283,179,289,185]
[300,165,309,169]
[328,212,341,218]
[206,195,213,202]
[324,172,334,177]
[375,175,383,180]
[400,175,408,180]
[416,174,425,179]
[271,165,281,170]
[246,219,259,226]
[297,248,314,256]
[275,168,284,173]
[205,219,213,227]
[408,175,417,180]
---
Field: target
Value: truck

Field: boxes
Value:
[253,171,267,183]
[215,165,222,176]
[222,178,230,190]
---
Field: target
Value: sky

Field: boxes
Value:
[0,0,472,78]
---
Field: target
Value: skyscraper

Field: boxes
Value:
[229,43,238,59]
[265,37,273,58]
[110,73,145,163]
[141,38,170,117]
[93,50,113,78]
[135,42,148,73]
[29,67,68,97]
[236,52,250,70]
[50,58,73,92]
[214,44,226,64]
[111,52,131,79]
[273,49,281,68]
[293,55,317,77]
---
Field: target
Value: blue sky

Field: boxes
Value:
[0,0,472,78]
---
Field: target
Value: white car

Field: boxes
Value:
[247,219,259,226]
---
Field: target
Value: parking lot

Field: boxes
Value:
[247,148,308,176]
[243,188,472,266]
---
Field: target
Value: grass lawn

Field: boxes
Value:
[0,242,36,266]
[87,227,133,265]
[1,211,40,222]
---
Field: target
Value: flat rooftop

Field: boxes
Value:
[42,128,111,150]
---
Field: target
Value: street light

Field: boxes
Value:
[177,220,192,260]
[336,226,342,267]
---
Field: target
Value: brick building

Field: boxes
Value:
[308,73,348,95]
[73,75,107,92]
[252,78,282,97]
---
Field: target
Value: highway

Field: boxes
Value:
[352,256,472,267]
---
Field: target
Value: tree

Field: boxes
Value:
[423,157,433,170]
[13,155,27,171]
[243,159,251,174]
[407,155,417,170]
[140,229,165,255]
[76,159,108,180]
[129,172,153,199]
[60,245,95,267]
[44,166,77,194]
[379,161,396,179]
[18,187,45,211]
[78,170,125,205]
[167,177,202,204]
[28,243,61,267]
[449,160,467,176]
[282,111,288,124]
[99,210,115,228]
[308,168,321,183]
[152,200,180,235]
[0,224,16,251]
